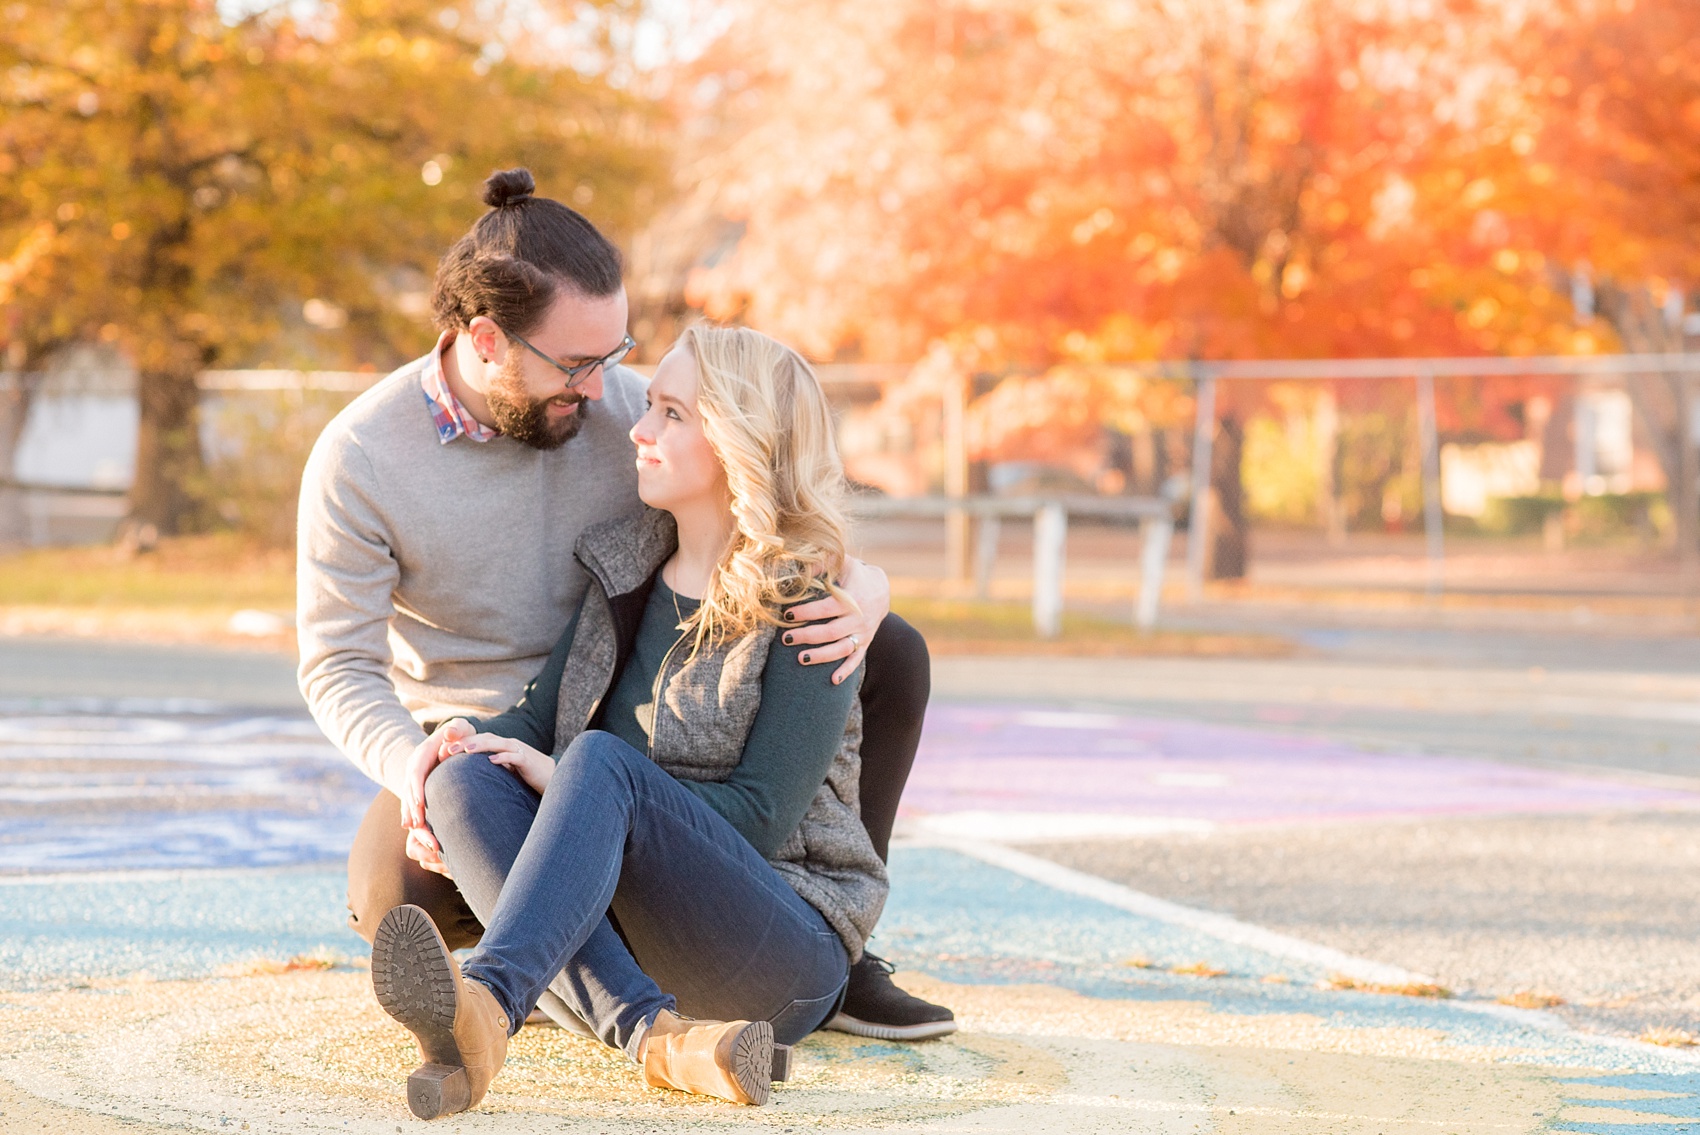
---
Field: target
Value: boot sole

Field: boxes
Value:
[726,1020,775,1106]
[824,1012,958,1041]
[371,904,468,1119]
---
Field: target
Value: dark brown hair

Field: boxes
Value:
[429,168,623,336]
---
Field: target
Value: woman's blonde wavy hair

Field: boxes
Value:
[677,324,854,649]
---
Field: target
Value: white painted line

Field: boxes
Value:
[912,836,1700,1067]
[0,864,339,887]
[919,835,1432,986]
[0,697,235,716]
[1446,1000,1700,1066]
[908,813,1215,843]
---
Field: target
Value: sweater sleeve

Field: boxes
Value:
[465,606,579,755]
[679,624,861,858]
[295,429,423,798]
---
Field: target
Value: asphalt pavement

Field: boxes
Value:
[3,613,1700,1129]
[921,610,1700,1051]
[1030,812,1700,1040]
[0,634,303,711]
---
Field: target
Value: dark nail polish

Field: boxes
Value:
[784,610,797,621]
[783,633,794,646]
[800,652,811,664]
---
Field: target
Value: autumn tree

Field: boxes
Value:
[1516,0,1700,551]
[0,0,664,537]
[672,0,1581,576]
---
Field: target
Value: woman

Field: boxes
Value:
[369,324,891,1119]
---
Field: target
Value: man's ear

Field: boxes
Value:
[466,316,504,365]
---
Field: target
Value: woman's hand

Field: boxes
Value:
[782,557,890,685]
[450,732,557,796]
[400,718,475,831]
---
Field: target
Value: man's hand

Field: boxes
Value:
[405,825,453,878]
[400,717,475,831]
[782,557,890,685]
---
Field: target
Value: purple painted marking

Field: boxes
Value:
[904,704,1700,826]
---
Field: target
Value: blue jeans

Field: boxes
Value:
[424,730,850,1060]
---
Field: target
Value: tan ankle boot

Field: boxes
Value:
[640,1009,788,1105]
[372,904,511,1119]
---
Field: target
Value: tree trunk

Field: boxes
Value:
[129,364,204,535]
[0,370,33,549]
[1209,410,1249,579]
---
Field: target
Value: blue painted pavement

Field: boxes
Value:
[0,848,1695,1123]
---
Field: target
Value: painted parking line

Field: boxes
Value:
[924,835,1434,987]
[919,835,1700,1081]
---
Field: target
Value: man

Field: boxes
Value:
[297,168,952,1040]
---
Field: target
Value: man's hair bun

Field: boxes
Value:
[432,164,623,338]
[482,168,536,208]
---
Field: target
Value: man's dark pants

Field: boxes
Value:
[345,614,931,948]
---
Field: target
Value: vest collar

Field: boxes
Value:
[575,507,678,599]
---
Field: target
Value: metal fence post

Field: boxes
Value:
[1415,369,1445,597]
[25,489,47,547]
[1679,370,1699,589]
[1184,373,1217,601]
[974,510,1001,599]
[1032,502,1067,638]
[1136,516,1174,631]
[943,369,971,583]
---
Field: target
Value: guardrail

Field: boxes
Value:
[0,479,128,546]
[848,493,1177,636]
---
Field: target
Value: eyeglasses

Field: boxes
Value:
[503,329,636,389]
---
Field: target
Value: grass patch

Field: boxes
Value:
[2,542,1297,661]
[891,597,1293,657]
[0,534,294,610]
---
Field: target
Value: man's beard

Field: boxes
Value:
[487,356,589,450]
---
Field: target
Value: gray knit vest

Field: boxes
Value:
[548,509,888,960]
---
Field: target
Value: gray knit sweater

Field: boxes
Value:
[295,349,648,796]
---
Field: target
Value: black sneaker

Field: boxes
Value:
[825,953,957,1041]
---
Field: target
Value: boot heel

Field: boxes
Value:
[771,1044,793,1082]
[408,1063,470,1120]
